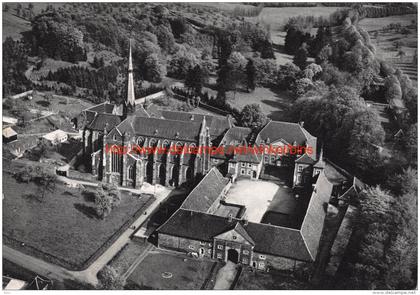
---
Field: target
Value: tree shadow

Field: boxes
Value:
[82,190,95,203]
[23,193,42,203]
[74,203,98,219]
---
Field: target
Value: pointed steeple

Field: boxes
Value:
[126,39,136,110]
[314,145,325,168]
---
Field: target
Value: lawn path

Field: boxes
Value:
[213,261,238,290]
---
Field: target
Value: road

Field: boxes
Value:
[3,180,173,288]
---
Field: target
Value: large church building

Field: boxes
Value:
[79,42,326,190]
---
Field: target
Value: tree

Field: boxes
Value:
[277,62,300,90]
[245,59,256,92]
[37,169,57,200]
[227,51,247,98]
[239,104,267,130]
[97,266,125,290]
[167,45,200,79]
[293,45,308,70]
[94,188,112,219]
[384,75,402,103]
[185,65,204,96]
[144,53,166,83]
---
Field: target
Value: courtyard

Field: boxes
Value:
[127,250,217,290]
[223,178,297,224]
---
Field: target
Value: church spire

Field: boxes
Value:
[126,39,136,110]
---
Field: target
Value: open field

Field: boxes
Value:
[253,6,342,41]
[226,87,293,121]
[2,170,154,270]
[2,12,30,40]
[127,251,216,289]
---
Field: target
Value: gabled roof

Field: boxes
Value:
[233,149,262,164]
[180,167,229,212]
[161,110,232,140]
[219,126,253,146]
[157,209,313,262]
[85,102,116,114]
[116,116,203,142]
[3,127,17,138]
[87,113,123,131]
[295,153,316,165]
[257,121,317,160]
[300,171,333,260]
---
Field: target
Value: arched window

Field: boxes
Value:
[149,138,157,147]
[137,137,144,147]
[111,145,120,173]
[128,165,135,180]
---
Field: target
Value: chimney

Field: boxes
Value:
[243,219,248,226]
[299,121,304,127]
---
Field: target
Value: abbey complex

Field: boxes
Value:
[78,42,363,275]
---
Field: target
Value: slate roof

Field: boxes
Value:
[219,126,253,146]
[88,113,123,131]
[232,150,262,164]
[161,110,232,140]
[257,121,317,160]
[85,102,116,114]
[157,209,313,261]
[180,167,229,212]
[295,153,316,165]
[116,116,203,142]
[300,171,333,259]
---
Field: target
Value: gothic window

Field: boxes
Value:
[149,138,157,147]
[137,137,144,147]
[128,165,135,180]
[111,146,120,172]
[113,134,117,141]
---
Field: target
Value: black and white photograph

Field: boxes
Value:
[1,1,418,291]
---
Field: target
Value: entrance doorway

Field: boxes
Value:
[227,249,239,263]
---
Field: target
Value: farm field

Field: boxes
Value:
[2,169,154,270]
[359,14,417,83]
[127,251,216,289]
[2,12,30,40]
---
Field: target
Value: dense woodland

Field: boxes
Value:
[2,2,418,290]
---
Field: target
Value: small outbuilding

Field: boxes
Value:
[42,129,68,145]
[3,127,18,143]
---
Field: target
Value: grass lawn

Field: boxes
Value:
[127,251,216,290]
[235,268,311,290]
[200,83,294,121]
[108,241,151,275]
[2,171,155,270]
[226,87,294,121]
